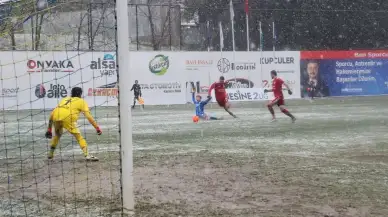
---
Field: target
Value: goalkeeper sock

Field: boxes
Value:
[50,136,60,149]
[48,136,60,158]
[74,133,88,157]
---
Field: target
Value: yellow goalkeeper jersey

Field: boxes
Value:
[50,97,98,128]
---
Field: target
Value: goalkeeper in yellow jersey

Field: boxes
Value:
[45,87,102,161]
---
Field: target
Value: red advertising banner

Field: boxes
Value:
[301,50,388,59]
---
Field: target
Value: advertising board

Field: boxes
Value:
[0,51,301,110]
[301,50,388,97]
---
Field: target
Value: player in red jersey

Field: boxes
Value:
[264,70,296,122]
[208,76,237,118]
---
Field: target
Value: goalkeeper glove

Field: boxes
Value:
[207,95,212,99]
[45,128,52,139]
[96,127,102,135]
[264,89,269,93]
[288,89,293,95]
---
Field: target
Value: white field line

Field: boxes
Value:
[141,148,388,167]
[0,143,164,159]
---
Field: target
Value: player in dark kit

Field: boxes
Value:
[131,80,143,109]
[208,76,237,118]
[264,70,296,123]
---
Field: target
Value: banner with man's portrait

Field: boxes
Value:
[301,50,388,97]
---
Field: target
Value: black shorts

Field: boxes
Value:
[134,95,140,100]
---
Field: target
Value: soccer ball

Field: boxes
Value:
[192,116,199,123]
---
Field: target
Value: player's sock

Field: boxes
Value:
[224,108,237,118]
[74,133,88,157]
[228,111,237,118]
[132,98,136,108]
[48,136,60,158]
[267,105,275,119]
[50,136,60,148]
[48,147,56,159]
[281,108,295,119]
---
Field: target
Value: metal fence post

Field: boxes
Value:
[168,2,172,50]
[136,5,139,50]
[179,4,182,50]
[87,3,92,50]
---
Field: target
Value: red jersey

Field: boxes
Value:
[272,77,284,98]
[208,82,227,98]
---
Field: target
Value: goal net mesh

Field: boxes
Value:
[0,0,122,216]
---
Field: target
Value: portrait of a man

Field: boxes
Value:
[301,60,330,98]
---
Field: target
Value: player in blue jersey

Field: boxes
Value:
[192,91,220,120]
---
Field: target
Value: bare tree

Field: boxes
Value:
[138,0,177,50]
[89,4,108,50]
[34,12,46,50]
[77,12,89,50]
[74,3,112,50]
[0,0,32,50]
[0,17,16,50]
[146,2,158,50]
[0,0,51,50]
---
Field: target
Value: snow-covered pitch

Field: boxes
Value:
[1,96,388,216]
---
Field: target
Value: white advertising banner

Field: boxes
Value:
[127,53,186,105]
[212,88,270,102]
[0,51,301,110]
[130,51,301,104]
[181,51,300,102]
[217,87,298,102]
[183,52,217,103]
[259,53,301,100]
[0,51,117,110]
[83,52,118,107]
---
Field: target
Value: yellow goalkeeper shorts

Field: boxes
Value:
[53,119,80,134]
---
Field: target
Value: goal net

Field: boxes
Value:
[0,0,125,216]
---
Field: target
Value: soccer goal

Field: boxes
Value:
[0,0,133,216]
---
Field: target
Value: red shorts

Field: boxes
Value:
[271,97,284,106]
[216,96,228,107]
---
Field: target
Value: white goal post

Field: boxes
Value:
[116,0,135,214]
